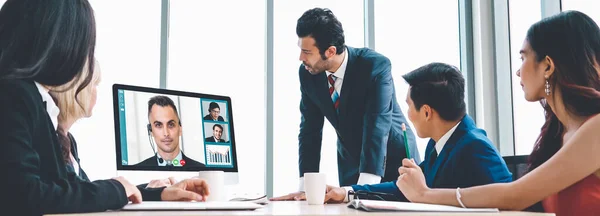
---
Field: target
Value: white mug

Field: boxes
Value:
[198,171,226,201]
[304,173,326,205]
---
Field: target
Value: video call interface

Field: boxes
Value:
[116,88,234,169]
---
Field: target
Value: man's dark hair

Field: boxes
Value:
[208,102,220,112]
[296,8,345,59]
[402,63,466,121]
[148,95,181,125]
[213,124,223,131]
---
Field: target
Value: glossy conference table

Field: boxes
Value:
[47,201,554,216]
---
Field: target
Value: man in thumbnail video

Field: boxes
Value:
[136,95,205,167]
[203,102,225,121]
[205,124,227,143]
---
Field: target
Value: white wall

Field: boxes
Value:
[179,96,208,164]
[374,0,461,159]
[508,0,544,155]
[167,0,266,195]
[72,0,162,181]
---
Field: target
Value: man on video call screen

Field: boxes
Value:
[205,124,227,143]
[135,95,205,167]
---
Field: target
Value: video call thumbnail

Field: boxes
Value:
[204,122,230,143]
[205,145,233,166]
[201,100,228,122]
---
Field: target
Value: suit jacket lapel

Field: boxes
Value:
[426,117,470,186]
[337,47,354,120]
[314,72,338,128]
[424,140,437,186]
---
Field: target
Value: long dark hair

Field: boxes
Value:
[0,0,97,164]
[0,0,97,92]
[524,10,600,211]
[527,10,600,172]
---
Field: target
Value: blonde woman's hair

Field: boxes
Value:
[50,59,101,124]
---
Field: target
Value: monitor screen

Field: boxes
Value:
[113,84,238,172]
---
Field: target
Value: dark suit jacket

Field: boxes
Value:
[66,133,165,201]
[205,136,226,143]
[351,115,512,201]
[0,79,127,215]
[135,152,205,167]
[298,46,420,186]
[203,115,225,121]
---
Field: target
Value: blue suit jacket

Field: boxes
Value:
[298,47,420,186]
[351,115,512,201]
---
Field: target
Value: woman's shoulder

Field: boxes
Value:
[0,79,38,97]
[0,79,43,114]
[582,114,600,129]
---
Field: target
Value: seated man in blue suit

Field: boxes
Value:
[323,63,512,203]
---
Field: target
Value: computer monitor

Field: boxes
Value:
[113,84,238,184]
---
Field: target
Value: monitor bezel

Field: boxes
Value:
[113,84,238,172]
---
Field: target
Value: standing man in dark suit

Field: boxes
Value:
[135,96,205,167]
[272,8,419,200]
[321,63,512,203]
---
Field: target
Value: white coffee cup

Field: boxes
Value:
[304,173,326,205]
[198,171,226,201]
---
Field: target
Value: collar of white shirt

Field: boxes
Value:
[325,48,348,80]
[435,121,461,154]
[35,82,59,131]
[157,151,183,166]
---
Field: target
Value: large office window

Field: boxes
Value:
[508,0,544,155]
[273,0,364,196]
[374,0,461,160]
[562,0,600,24]
[167,0,266,194]
[70,0,162,180]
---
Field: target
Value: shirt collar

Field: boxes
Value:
[326,48,348,79]
[35,82,59,131]
[435,121,461,154]
[157,150,183,166]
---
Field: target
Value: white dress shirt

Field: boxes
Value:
[325,48,348,96]
[299,48,382,191]
[35,82,59,131]
[434,121,461,154]
[341,121,462,202]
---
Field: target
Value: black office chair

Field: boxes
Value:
[503,155,547,212]
[502,155,529,181]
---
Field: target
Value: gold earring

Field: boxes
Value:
[545,79,551,95]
